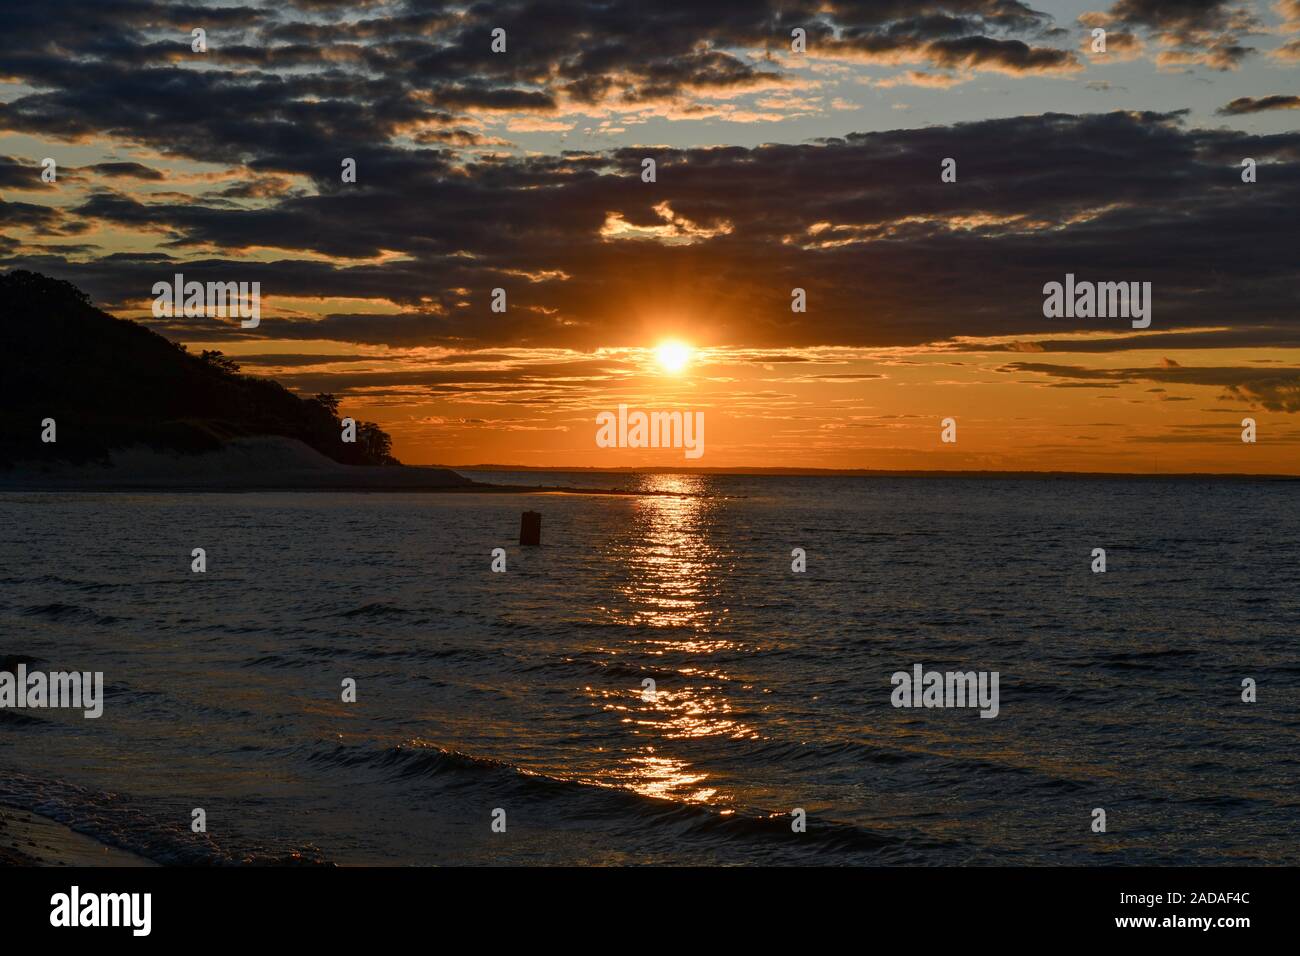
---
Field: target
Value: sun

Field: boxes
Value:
[655,340,693,374]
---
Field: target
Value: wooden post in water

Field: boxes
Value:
[520,510,541,546]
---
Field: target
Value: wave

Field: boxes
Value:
[18,602,121,625]
[335,602,412,620]
[0,766,327,866]
[303,740,948,863]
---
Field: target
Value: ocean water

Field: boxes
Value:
[1,474,1297,866]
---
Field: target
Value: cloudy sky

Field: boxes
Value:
[2,0,1298,471]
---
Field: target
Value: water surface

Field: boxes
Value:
[1,475,1296,864]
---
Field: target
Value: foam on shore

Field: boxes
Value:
[0,805,156,867]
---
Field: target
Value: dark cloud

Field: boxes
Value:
[925,34,1078,71]
[203,176,299,200]
[230,353,388,367]
[954,326,1300,353]
[1086,0,1259,70]
[0,198,66,233]
[81,162,166,181]
[1006,362,1300,412]
[1104,0,1240,31]
[1218,95,1300,115]
[0,0,1077,170]
[6,110,1294,358]
[0,155,51,189]
[0,2,1294,372]
[271,357,635,403]
[1100,31,1143,55]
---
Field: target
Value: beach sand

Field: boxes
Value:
[0,805,155,867]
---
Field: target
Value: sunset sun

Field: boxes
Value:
[655,340,693,374]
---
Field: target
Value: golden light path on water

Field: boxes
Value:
[593,474,754,807]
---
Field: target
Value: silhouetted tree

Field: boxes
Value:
[311,393,341,418]
[358,421,396,464]
[199,350,240,375]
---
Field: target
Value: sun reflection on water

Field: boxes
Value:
[589,473,757,805]
[609,751,718,803]
[614,473,725,632]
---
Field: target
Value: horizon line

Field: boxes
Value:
[428,464,1300,480]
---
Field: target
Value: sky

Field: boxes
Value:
[1,0,1298,473]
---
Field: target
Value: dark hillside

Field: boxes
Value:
[0,270,396,467]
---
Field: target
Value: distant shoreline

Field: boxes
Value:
[0,437,690,496]
[5,436,1297,489]
[0,481,687,496]
[434,465,1300,481]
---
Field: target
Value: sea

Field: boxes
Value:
[1,474,1297,865]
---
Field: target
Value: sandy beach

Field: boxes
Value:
[0,805,154,866]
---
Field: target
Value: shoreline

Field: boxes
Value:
[0,480,701,497]
[447,465,1300,481]
[0,437,706,496]
[6,433,1297,488]
[0,805,156,867]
